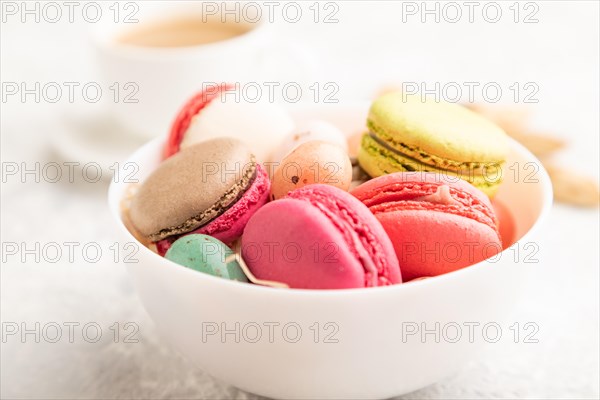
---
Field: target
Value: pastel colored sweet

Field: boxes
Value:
[272,120,348,163]
[270,140,352,200]
[492,200,516,249]
[163,84,230,159]
[164,85,294,162]
[347,130,363,162]
[358,92,509,196]
[242,184,402,289]
[351,172,502,281]
[156,160,271,256]
[165,234,248,282]
[130,138,270,247]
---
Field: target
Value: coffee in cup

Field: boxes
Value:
[116,16,254,48]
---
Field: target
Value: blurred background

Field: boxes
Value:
[1,1,598,399]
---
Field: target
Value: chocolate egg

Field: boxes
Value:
[270,140,352,200]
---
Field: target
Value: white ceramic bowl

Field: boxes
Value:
[108,104,552,400]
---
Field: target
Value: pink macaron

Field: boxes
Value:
[242,184,402,289]
[351,172,502,281]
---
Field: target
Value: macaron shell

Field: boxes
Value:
[492,199,516,249]
[347,131,363,159]
[352,171,496,213]
[270,141,352,200]
[130,138,254,240]
[351,172,501,280]
[164,84,231,159]
[196,163,271,243]
[154,163,270,255]
[165,234,248,282]
[369,93,508,164]
[376,210,501,281]
[180,99,294,163]
[288,184,401,286]
[242,199,365,289]
[358,134,502,196]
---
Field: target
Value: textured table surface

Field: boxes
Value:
[1,2,599,399]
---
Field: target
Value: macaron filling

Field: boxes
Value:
[155,163,270,255]
[148,159,257,242]
[196,163,270,240]
[366,128,493,175]
[360,133,502,193]
[288,189,395,287]
[360,181,499,235]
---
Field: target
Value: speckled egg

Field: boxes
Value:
[271,120,348,163]
[270,140,352,200]
[165,234,248,282]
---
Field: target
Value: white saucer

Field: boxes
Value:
[52,109,148,180]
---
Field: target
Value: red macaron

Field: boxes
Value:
[351,172,502,281]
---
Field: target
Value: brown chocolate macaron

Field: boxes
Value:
[129,137,271,244]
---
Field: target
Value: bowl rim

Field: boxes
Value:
[107,128,553,299]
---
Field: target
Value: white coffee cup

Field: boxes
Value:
[90,2,316,139]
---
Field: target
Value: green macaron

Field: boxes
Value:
[358,92,509,196]
[165,234,248,282]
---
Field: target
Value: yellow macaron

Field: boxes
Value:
[358,92,509,196]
